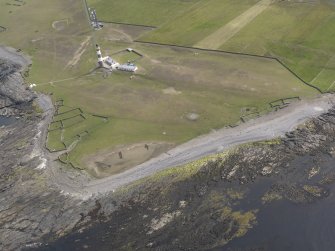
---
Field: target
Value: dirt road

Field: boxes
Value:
[47,94,335,197]
[65,36,91,68]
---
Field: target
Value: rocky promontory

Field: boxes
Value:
[0,47,98,251]
[36,107,335,251]
[0,46,35,116]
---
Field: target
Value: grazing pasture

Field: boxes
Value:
[87,0,201,26]
[137,0,335,91]
[0,0,324,176]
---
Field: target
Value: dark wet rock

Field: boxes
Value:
[0,49,36,116]
[3,46,335,250]
[0,72,35,104]
[267,183,329,204]
[0,49,101,251]
[0,57,21,81]
[32,106,335,251]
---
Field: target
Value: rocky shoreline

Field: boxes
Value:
[0,46,35,117]
[36,107,335,251]
[0,47,97,250]
[2,47,335,250]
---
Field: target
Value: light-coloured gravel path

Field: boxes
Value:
[195,0,273,49]
[45,94,335,198]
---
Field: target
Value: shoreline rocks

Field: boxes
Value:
[0,47,35,116]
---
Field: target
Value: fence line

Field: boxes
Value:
[100,20,157,29]
[134,40,323,93]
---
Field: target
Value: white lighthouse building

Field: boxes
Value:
[96,44,103,67]
[95,44,138,72]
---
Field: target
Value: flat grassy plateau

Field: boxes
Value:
[1,0,330,177]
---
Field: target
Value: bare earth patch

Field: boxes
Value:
[147,210,181,235]
[162,87,182,95]
[65,36,91,68]
[195,0,273,49]
[83,142,174,178]
[185,112,200,121]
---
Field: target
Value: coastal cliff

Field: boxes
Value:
[38,108,335,251]
[0,47,35,116]
[2,47,335,251]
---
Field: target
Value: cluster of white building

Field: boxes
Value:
[96,44,138,72]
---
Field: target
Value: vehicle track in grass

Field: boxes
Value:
[195,0,273,49]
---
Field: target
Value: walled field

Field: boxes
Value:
[0,0,323,176]
[136,0,335,92]
[219,0,335,92]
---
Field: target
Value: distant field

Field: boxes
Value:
[86,0,201,26]
[195,0,272,49]
[140,0,259,46]
[220,0,335,92]
[0,0,322,176]
[136,0,335,92]
[0,0,93,83]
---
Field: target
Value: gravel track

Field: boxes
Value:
[47,94,335,198]
[195,0,273,49]
[3,45,334,199]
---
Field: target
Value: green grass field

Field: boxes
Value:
[135,0,335,92]
[47,107,105,153]
[47,130,65,152]
[87,0,201,26]
[140,0,259,46]
[0,0,94,83]
[220,1,335,92]
[39,39,317,169]
[0,0,326,176]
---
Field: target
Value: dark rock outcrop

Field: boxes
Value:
[0,47,36,116]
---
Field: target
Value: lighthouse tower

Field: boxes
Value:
[96,44,103,67]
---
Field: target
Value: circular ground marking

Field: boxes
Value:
[52,20,68,31]
[186,113,200,121]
